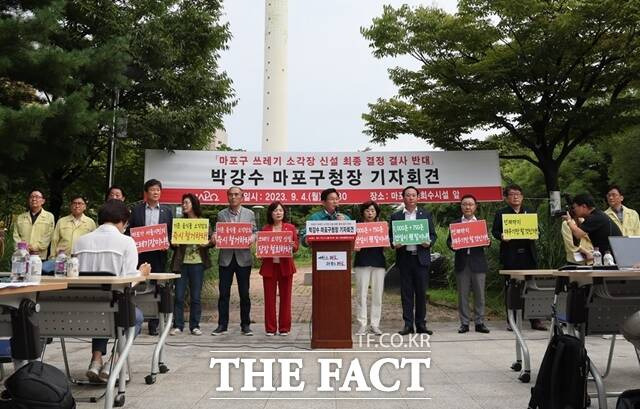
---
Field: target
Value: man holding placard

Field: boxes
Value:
[127,179,173,335]
[491,184,545,331]
[390,186,437,336]
[211,187,257,336]
[447,195,490,334]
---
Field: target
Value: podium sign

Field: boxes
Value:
[308,220,355,349]
[306,220,356,242]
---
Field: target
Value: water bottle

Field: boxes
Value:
[28,253,42,283]
[603,251,615,266]
[66,254,79,278]
[54,250,68,277]
[10,241,29,282]
[592,247,602,267]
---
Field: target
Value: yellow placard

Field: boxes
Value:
[502,214,539,240]
[172,218,210,245]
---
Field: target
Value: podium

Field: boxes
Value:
[309,237,354,349]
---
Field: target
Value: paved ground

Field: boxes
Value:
[10,268,640,408]
[45,322,639,409]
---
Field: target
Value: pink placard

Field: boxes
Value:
[450,220,490,250]
[355,222,390,250]
[256,231,293,258]
[215,223,253,249]
[130,224,169,253]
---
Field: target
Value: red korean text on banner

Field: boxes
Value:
[130,224,170,253]
[355,222,390,250]
[449,220,491,250]
[256,231,293,258]
[215,222,253,249]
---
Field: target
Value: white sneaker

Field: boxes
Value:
[99,357,129,383]
[278,332,289,337]
[170,328,183,336]
[86,360,103,383]
[370,326,383,335]
[355,326,368,336]
[266,332,276,336]
[191,328,202,336]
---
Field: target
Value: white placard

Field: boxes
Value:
[316,252,348,271]
[144,149,503,204]
[306,220,356,236]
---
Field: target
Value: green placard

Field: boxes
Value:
[392,219,430,245]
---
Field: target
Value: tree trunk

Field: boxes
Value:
[536,157,560,195]
[47,171,66,220]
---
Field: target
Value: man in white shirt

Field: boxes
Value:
[73,199,150,382]
[389,186,437,336]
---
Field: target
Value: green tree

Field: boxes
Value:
[361,0,640,194]
[0,0,234,218]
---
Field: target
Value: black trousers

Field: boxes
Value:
[218,255,251,329]
[399,255,429,329]
[138,250,167,332]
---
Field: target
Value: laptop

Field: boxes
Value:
[609,236,640,269]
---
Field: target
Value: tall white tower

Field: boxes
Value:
[261,0,288,151]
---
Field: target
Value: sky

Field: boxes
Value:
[219,0,458,153]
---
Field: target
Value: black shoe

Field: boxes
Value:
[506,322,513,332]
[416,326,433,335]
[530,320,547,331]
[211,326,228,336]
[398,326,414,335]
[148,320,159,336]
[475,323,490,333]
[458,324,469,333]
[241,326,253,336]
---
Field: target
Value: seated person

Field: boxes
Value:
[73,199,151,382]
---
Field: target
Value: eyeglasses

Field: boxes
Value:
[29,195,43,199]
[71,201,85,206]
[507,193,522,197]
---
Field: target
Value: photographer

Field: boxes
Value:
[563,194,622,254]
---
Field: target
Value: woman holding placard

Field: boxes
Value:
[170,193,214,336]
[258,201,299,336]
[354,200,387,336]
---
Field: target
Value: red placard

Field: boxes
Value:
[256,231,293,258]
[450,220,491,250]
[355,222,390,250]
[215,223,253,249]
[130,224,170,253]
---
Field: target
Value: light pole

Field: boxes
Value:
[106,88,120,190]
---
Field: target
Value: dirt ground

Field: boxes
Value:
[192,266,466,326]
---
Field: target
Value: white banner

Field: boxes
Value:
[144,149,502,204]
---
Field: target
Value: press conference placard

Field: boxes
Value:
[215,222,254,249]
[450,220,490,250]
[172,218,210,245]
[502,214,539,240]
[392,219,430,245]
[130,224,169,253]
[305,220,356,242]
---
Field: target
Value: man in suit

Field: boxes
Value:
[127,179,173,335]
[390,186,437,336]
[211,186,257,336]
[447,195,490,334]
[491,184,546,331]
[301,188,350,246]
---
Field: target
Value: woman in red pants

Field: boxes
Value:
[259,201,299,336]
